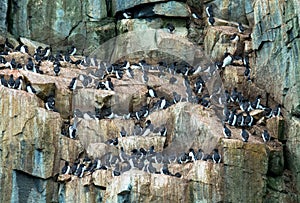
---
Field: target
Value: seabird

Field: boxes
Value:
[0,75,8,87]
[125,66,134,78]
[196,149,204,160]
[230,87,239,102]
[264,107,273,118]
[272,104,281,117]
[205,5,213,17]
[188,148,196,162]
[71,159,80,175]
[68,77,77,91]
[244,65,251,78]
[147,86,157,98]
[238,22,245,33]
[208,16,215,26]
[161,164,171,175]
[133,124,142,136]
[251,95,262,109]
[8,74,15,88]
[262,130,271,142]
[158,97,167,109]
[173,91,182,104]
[104,77,114,91]
[119,127,127,137]
[53,62,61,76]
[14,76,23,90]
[212,149,221,163]
[223,124,231,138]
[236,112,245,126]
[122,11,132,19]
[20,45,29,54]
[45,96,55,111]
[141,120,154,137]
[228,108,237,126]
[68,45,77,56]
[192,12,201,19]
[26,83,37,94]
[222,52,233,68]
[244,112,254,126]
[61,161,71,175]
[224,90,231,103]
[68,118,79,139]
[241,128,249,142]
[166,23,175,33]
[230,33,240,43]
[77,164,86,178]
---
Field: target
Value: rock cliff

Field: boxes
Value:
[0,0,299,203]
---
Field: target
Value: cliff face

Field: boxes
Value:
[0,0,299,203]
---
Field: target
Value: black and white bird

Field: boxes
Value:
[26,83,37,94]
[8,74,15,88]
[222,52,233,68]
[61,161,71,175]
[68,45,76,56]
[238,22,245,33]
[262,130,271,142]
[104,77,114,91]
[264,107,273,118]
[0,75,8,87]
[192,12,201,19]
[228,109,237,126]
[68,77,77,91]
[208,16,215,26]
[141,120,154,137]
[158,97,167,109]
[236,113,245,126]
[244,112,254,126]
[272,104,281,117]
[195,149,204,160]
[14,76,23,90]
[230,87,239,102]
[205,5,213,17]
[173,92,182,104]
[53,62,61,76]
[119,127,127,137]
[230,33,240,43]
[147,86,157,98]
[166,23,175,33]
[45,96,55,111]
[251,95,262,109]
[69,118,79,139]
[244,65,251,78]
[122,11,132,19]
[241,128,249,142]
[25,58,36,72]
[17,44,29,54]
[223,124,231,139]
[42,47,51,58]
[125,67,134,78]
[212,149,221,163]
[188,148,196,162]
[77,164,86,178]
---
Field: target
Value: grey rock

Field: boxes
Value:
[0,0,8,31]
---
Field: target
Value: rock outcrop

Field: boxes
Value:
[0,0,299,202]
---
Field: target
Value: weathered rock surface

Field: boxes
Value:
[0,0,299,202]
[0,0,7,31]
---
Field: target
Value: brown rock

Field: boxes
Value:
[119,136,166,153]
[92,169,113,188]
[266,116,285,140]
